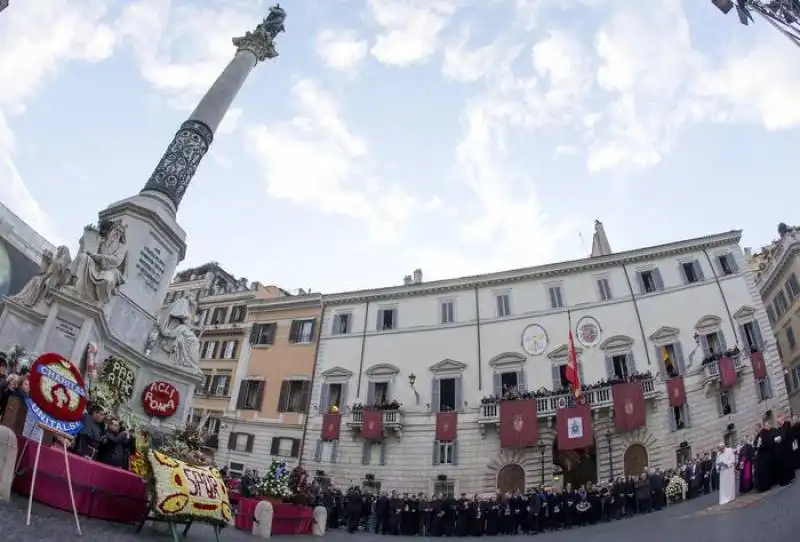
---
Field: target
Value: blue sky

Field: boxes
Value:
[1,0,800,293]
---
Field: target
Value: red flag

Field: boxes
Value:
[566,329,582,398]
[322,413,341,441]
[361,409,383,439]
[750,351,767,380]
[436,411,457,441]
[666,377,686,407]
[556,403,593,451]
[499,399,538,448]
[718,357,737,390]
[612,382,646,432]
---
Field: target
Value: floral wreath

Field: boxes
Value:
[28,352,87,423]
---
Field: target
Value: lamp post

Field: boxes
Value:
[711,0,800,49]
[606,431,614,479]
[537,444,546,486]
[408,373,419,406]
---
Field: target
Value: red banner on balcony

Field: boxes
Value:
[750,351,767,380]
[666,376,686,407]
[719,356,737,390]
[322,413,341,441]
[499,399,538,448]
[612,381,646,432]
[361,409,383,440]
[556,403,593,451]
[436,411,457,441]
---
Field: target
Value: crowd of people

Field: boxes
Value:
[480,371,654,404]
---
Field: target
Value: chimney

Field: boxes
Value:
[403,275,413,286]
[412,269,423,284]
[590,220,612,257]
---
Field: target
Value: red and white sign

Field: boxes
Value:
[142,381,180,418]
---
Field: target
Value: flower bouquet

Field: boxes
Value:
[255,458,291,500]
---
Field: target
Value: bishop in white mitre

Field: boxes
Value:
[716,442,736,505]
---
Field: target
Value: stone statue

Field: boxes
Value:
[149,297,200,372]
[312,506,327,536]
[11,245,72,307]
[232,4,287,62]
[253,500,273,538]
[260,4,287,39]
[69,220,127,305]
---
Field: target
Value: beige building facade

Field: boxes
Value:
[217,294,323,475]
[752,223,800,414]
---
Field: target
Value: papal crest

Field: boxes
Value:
[672,387,680,398]
[624,400,634,415]
[512,414,524,432]
[327,423,334,432]
[367,420,375,430]
[442,422,450,432]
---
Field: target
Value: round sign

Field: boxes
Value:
[521,324,548,356]
[28,352,88,423]
[142,381,180,418]
[575,316,602,348]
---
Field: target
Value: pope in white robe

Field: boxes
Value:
[716,442,736,505]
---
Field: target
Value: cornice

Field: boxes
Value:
[756,234,800,295]
[247,293,323,312]
[323,230,742,305]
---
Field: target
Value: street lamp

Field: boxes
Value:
[711,0,800,50]
[606,431,614,480]
[408,373,419,405]
[537,443,546,486]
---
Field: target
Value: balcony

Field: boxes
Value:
[347,409,405,437]
[702,353,747,383]
[477,378,658,429]
[203,434,219,450]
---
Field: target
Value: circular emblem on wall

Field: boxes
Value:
[142,381,180,418]
[512,414,524,432]
[521,324,549,356]
[28,352,88,425]
[575,316,602,348]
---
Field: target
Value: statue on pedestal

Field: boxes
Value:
[11,245,72,307]
[232,4,287,61]
[146,297,200,373]
[69,219,128,305]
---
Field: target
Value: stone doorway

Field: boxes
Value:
[553,439,597,488]
[496,464,525,494]
[623,444,649,476]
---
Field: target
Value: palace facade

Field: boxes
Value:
[302,225,788,495]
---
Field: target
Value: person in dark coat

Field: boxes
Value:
[776,414,796,486]
[737,436,755,494]
[754,420,777,492]
[98,418,131,469]
[75,406,105,459]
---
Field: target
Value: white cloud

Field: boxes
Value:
[245,79,422,244]
[315,29,368,71]
[442,29,522,82]
[368,0,457,67]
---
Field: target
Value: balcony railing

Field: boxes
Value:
[478,378,658,424]
[702,353,747,381]
[347,409,405,434]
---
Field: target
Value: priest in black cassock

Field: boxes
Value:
[754,419,777,492]
[776,415,796,486]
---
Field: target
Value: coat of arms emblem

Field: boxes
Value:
[672,387,680,399]
[512,414,524,432]
[367,420,375,430]
[624,400,634,415]
[327,423,334,432]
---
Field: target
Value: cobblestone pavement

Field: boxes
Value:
[0,484,796,542]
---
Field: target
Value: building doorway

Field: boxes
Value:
[553,439,597,488]
[496,464,525,494]
[623,444,649,476]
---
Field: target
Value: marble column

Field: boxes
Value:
[140,5,287,212]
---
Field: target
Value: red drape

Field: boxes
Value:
[556,403,593,451]
[718,356,737,390]
[436,411,457,442]
[321,413,341,441]
[612,382,646,432]
[234,498,313,534]
[666,376,686,407]
[750,351,767,380]
[361,410,383,440]
[499,399,538,448]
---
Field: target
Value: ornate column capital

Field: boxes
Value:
[232,4,286,62]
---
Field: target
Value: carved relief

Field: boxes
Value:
[68,220,128,305]
[146,297,200,374]
[11,245,72,307]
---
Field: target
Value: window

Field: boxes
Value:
[793,365,800,390]
[332,313,351,335]
[660,343,680,377]
[236,380,265,410]
[702,332,724,356]
[321,383,343,412]
[440,301,455,324]
[717,253,738,276]
[756,378,773,402]
[786,273,800,299]
[767,306,777,326]
[496,293,510,317]
[786,325,797,351]
[289,319,316,344]
[676,445,692,466]
[361,441,385,466]
[228,432,254,453]
[277,380,311,413]
[774,291,789,316]
[741,321,763,353]
[610,354,631,379]
[221,340,239,359]
[202,341,217,359]
[197,309,208,326]
[597,278,612,301]
[681,260,703,284]
[204,415,222,435]
[203,309,212,325]
[229,305,247,323]
[270,437,300,458]
[433,442,457,465]
[433,479,456,497]
[670,404,688,431]
[211,307,227,325]
[377,308,397,331]
[368,381,389,405]
[210,373,231,396]
[228,462,245,476]
[717,391,735,417]
[548,286,564,309]
[500,372,518,392]
[250,323,276,345]
[197,372,211,395]
[437,378,457,411]
[777,339,784,360]
[637,269,663,294]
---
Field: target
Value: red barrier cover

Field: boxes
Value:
[234,497,313,534]
[13,435,148,524]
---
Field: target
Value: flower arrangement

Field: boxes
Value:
[665,474,687,503]
[287,466,314,505]
[6,344,31,372]
[86,356,138,431]
[254,458,291,499]
[349,399,402,411]
[158,421,213,467]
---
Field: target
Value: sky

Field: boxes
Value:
[1,0,800,294]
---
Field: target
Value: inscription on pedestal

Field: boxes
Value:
[135,242,167,294]
[55,319,79,340]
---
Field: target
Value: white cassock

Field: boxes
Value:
[716,447,736,505]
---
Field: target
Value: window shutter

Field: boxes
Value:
[752,322,765,351]
[314,440,323,462]
[693,260,705,281]
[604,356,615,379]
[231,341,239,359]
[431,379,440,412]
[319,384,330,414]
[767,306,777,326]
[636,272,645,294]
[684,404,692,428]
[267,323,276,344]
[452,440,459,465]
[366,382,376,405]
[493,372,502,395]
[729,390,737,413]
[227,432,237,450]
[222,376,231,396]
[308,319,318,341]
[674,341,686,374]
[625,352,636,375]
[654,345,667,377]
[738,325,749,353]
[299,381,312,412]
[375,309,383,331]
[432,441,440,465]
[517,369,527,392]
[454,376,463,412]
[361,441,370,465]
[236,386,246,409]
[716,395,724,418]
[278,381,290,412]
[700,334,710,357]
[256,381,266,410]
[330,440,339,463]
[290,438,300,458]
[652,268,664,290]
[765,378,774,399]
[718,330,728,351]
[245,434,254,453]
[379,441,387,466]
[288,321,299,343]
[249,326,259,344]
[212,342,220,358]
[669,408,677,432]
[727,254,739,273]
[550,365,561,389]
[340,382,350,413]
[679,263,688,284]
[270,437,280,456]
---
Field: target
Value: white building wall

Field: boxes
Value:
[303,235,789,495]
